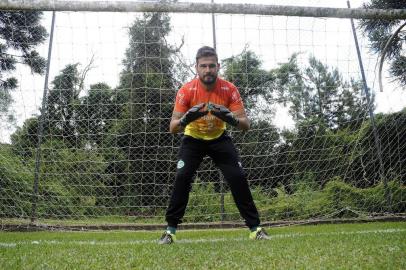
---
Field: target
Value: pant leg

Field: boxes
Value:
[165,136,204,228]
[208,134,260,228]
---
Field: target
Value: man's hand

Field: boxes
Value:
[179,103,208,127]
[210,103,239,127]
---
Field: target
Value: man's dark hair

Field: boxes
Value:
[196,46,218,63]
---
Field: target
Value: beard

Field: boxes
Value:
[200,74,217,85]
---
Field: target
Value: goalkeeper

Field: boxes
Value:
[158,46,270,244]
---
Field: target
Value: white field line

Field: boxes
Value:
[1,228,405,248]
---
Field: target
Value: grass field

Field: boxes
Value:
[1,222,405,269]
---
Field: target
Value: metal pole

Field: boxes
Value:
[211,0,217,50]
[30,11,56,223]
[347,1,389,210]
[211,0,225,222]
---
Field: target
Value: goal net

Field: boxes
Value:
[1,0,405,229]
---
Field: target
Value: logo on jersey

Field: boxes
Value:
[231,91,241,102]
[177,160,185,169]
[177,92,186,106]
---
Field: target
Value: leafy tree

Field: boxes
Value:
[272,55,372,188]
[221,49,274,115]
[34,139,109,217]
[347,108,406,187]
[221,49,284,192]
[0,11,47,123]
[45,63,84,147]
[273,54,369,130]
[77,82,118,146]
[221,51,371,191]
[235,120,282,189]
[359,0,406,87]
[10,117,39,158]
[11,71,112,155]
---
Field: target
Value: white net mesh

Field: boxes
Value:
[1,1,405,228]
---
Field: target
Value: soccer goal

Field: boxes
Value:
[1,0,405,230]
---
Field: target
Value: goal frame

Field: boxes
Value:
[1,0,406,20]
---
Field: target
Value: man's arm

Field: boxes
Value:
[169,111,185,134]
[232,109,250,131]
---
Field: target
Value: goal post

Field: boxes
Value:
[0,0,405,19]
[1,0,405,229]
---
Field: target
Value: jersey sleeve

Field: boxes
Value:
[228,85,245,112]
[173,86,189,113]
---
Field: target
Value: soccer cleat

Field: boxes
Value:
[158,231,176,244]
[249,227,271,240]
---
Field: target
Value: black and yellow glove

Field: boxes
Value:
[179,103,208,127]
[210,103,239,127]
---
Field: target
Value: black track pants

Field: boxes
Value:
[165,133,260,229]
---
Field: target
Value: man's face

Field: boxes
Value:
[196,56,219,86]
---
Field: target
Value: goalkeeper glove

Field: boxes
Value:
[179,103,208,127]
[210,103,239,127]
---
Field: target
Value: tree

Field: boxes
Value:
[0,11,47,122]
[247,54,373,189]
[77,82,118,146]
[45,64,82,146]
[221,51,371,190]
[222,48,275,116]
[359,0,406,87]
[10,117,39,158]
[107,6,179,208]
[274,54,369,130]
[347,108,406,187]
[221,49,283,190]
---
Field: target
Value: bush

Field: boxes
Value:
[0,145,33,218]
[259,177,405,221]
[34,140,109,218]
[184,182,222,223]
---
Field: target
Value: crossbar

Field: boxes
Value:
[1,1,406,19]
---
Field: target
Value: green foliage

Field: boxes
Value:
[347,108,406,187]
[77,82,120,146]
[222,49,274,114]
[35,140,109,217]
[0,11,47,123]
[109,7,178,207]
[46,64,83,146]
[185,183,222,223]
[234,120,281,188]
[273,54,369,130]
[180,176,405,223]
[261,178,405,221]
[0,145,32,217]
[10,117,39,158]
[119,10,175,91]
[359,0,406,87]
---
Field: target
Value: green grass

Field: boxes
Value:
[1,222,405,269]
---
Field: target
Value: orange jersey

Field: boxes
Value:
[174,77,245,140]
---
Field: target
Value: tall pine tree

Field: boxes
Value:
[0,11,47,123]
[108,6,179,209]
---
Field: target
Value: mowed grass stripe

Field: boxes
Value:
[1,222,405,270]
[1,227,404,247]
